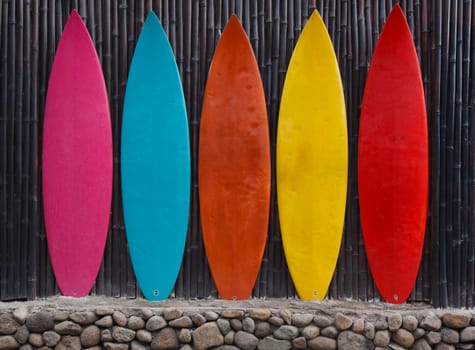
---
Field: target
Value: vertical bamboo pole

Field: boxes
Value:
[27,0,39,300]
[468,0,475,307]
[0,0,9,300]
[15,0,25,298]
[461,0,472,308]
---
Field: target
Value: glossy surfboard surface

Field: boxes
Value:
[42,10,112,297]
[358,5,428,304]
[121,12,190,301]
[277,10,348,300]
[199,15,270,300]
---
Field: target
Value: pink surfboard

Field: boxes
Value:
[42,11,112,297]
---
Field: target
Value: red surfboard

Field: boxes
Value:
[42,11,112,297]
[199,15,270,300]
[358,5,428,304]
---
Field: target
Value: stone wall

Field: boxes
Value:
[0,302,474,350]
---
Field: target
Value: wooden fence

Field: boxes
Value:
[0,0,474,308]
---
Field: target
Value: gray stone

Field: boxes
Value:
[461,326,475,342]
[146,316,167,331]
[234,331,258,350]
[69,312,97,325]
[442,312,471,329]
[19,345,33,350]
[151,327,179,350]
[292,337,307,349]
[224,330,235,345]
[43,331,61,347]
[0,336,19,350]
[313,315,333,328]
[13,326,28,345]
[249,309,271,321]
[192,322,224,350]
[180,346,193,350]
[402,315,418,331]
[80,325,100,347]
[95,308,114,316]
[335,313,352,331]
[191,314,207,326]
[142,309,154,320]
[273,325,299,340]
[374,330,390,347]
[0,314,19,335]
[374,317,388,330]
[435,344,455,350]
[104,343,128,350]
[388,314,402,331]
[268,317,284,326]
[112,326,135,343]
[101,329,113,342]
[217,319,231,335]
[54,321,81,336]
[95,315,114,328]
[420,313,442,331]
[230,319,242,331]
[112,311,127,327]
[178,328,191,343]
[337,331,373,350]
[128,316,145,330]
[414,328,426,339]
[163,309,183,321]
[279,310,292,325]
[392,328,414,348]
[204,311,219,321]
[257,336,291,350]
[54,311,70,322]
[242,317,255,333]
[320,326,337,338]
[352,319,365,333]
[456,345,475,350]
[363,321,375,339]
[308,336,337,350]
[388,342,405,350]
[412,339,431,350]
[55,335,81,350]
[13,308,28,325]
[302,325,320,339]
[26,312,54,333]
[254,322,272,338]
[169,316,192,328]
[28,333,43,347]
[292,313,314,327]
[136,329,152,343]
[214,347,240,350]
[221,310,244,319]
[131,340,147,350]
[441,327,459,344]
[426,330,442,345]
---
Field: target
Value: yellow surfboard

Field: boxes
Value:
[277,10,348,300]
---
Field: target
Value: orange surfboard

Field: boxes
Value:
[199,15,271,300]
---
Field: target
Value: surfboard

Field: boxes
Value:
[276,10,348,301]
[42,10,112,297]
[121,11,190,301]
[199,15,270,300]
[358,4,428,304]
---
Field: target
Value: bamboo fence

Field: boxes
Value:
[0,0,474,308]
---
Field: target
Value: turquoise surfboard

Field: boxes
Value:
[121,11,190,301]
